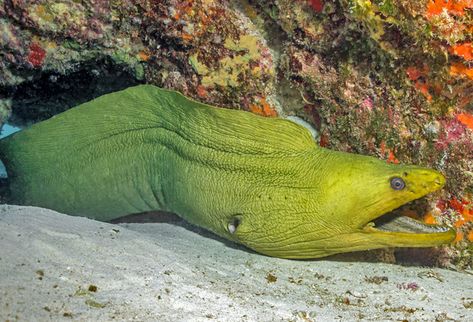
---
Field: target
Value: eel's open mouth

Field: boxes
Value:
[371,212,451,234]
[361,208,456,248]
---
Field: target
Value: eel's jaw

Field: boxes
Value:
[361,212,456,247]
[242,212,455,259]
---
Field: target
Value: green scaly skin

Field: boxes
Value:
[0,85,455,258]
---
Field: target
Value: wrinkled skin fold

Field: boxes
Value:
[0,85,455,258]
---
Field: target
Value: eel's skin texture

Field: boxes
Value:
[0,85,455,258]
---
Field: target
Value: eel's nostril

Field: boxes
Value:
[435,175,446,186]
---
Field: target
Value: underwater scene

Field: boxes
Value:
[0,0,472,321]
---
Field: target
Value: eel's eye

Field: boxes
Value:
[390,177,405,190]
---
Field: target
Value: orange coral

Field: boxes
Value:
[449,197,473,229]
[437,197,472,241]
[450,197,466,212]
[406,66,424,81]
[414,81,432,101]
[181,33,193,41]
[405,65,433,101]
[379,141,400,164]
[457,113,473,130]
[196,85,208,98]
[455,217,467,227]
[170,1,218,44]
[319,133,329,147]
[454,231,464,243]
[423,213,438,225]
[451,43,473,61]
[426,0,473,18]
[450,62,473,80]
[249,98,277,117]
[307,0,324,13]
[387,150,399,164]
[137,51,150,62]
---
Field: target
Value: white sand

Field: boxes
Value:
[0,205,472,321]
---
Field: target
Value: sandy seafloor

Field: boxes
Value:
[0,205,472,321]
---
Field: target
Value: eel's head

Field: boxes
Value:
[323,155,456,255]
[231,151,455,259]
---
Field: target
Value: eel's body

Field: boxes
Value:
[0,85,455,258]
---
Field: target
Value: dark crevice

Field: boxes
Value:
[1,58,141,126]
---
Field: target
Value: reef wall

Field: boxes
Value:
[0,0,471,268]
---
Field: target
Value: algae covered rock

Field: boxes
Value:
[254,0,472,267]
[0,0,276,124]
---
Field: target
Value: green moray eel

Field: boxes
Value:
[0,85,455,258]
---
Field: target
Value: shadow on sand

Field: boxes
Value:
[109,210,445,267]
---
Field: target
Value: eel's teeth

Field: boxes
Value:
[373,214,450,234]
